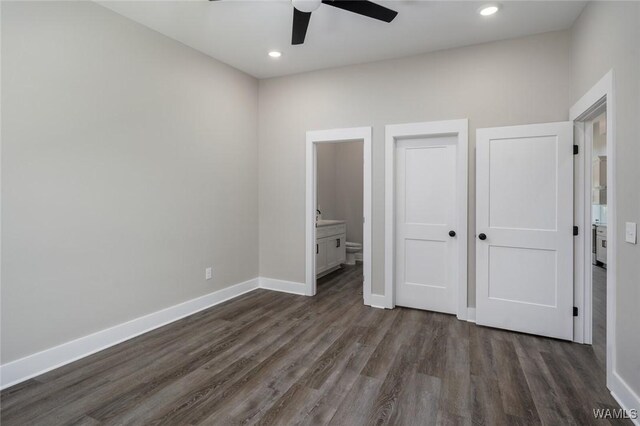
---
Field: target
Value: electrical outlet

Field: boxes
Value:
[205,267,213,280]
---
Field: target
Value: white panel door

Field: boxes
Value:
[395,137,457,313]
[476,122,573,340]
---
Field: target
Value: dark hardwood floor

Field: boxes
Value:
[1,264,628,425]
[592,264,607,370]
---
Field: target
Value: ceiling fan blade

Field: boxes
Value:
[321,0,397,23]
[292,8,312,45]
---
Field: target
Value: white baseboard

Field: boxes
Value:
[466,307,476,323]
[259,277,307,296]
[610,371,640,425]
[366,293,390,309]
[0,277,260,390]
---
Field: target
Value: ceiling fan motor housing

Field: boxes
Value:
[292,0,322,13]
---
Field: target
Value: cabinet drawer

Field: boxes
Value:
[327,224,346,236]
[316,224,346,238]
[316,226,330,238]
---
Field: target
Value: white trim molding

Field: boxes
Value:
[259,277,307,295]
[610,372,640,426]
[467,307,477,323]
[569,70,617,389]
[0,277,260,390]
[384,119,469,318]
[367,294,388,309]
[305,127,373,305]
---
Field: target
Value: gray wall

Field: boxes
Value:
[258,30,572,297]
[4,1,636,397]
[317,142,364,244]
[571,0,640,398]
[1,2,259,363]
[335,142,364,245]
[316,144,337,220]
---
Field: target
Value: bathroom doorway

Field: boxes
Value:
[316,140,363,294]
[305,127,373,305]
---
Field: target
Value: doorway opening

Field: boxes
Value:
[305,127,373,305]
[570,70,615,388]
[590,109,608,370]
[315,141,364,294]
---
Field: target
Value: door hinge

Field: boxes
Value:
[573,306,579,317]
[573,226,579,236]
[573,144,579,155]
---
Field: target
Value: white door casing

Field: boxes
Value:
[570,70,618,396]
[395,137,458,313]
[306,127,372,304]
[384,119,468,317]
[476,122,574,340]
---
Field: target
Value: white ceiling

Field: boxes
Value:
[99,0,586,79]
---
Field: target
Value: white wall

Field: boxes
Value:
[316,144,337,220]
[1,1,259,363]
[258,30,572,298]
[335,142,364,244]
[317,142,364,244]
[571,0,640,400]
[5,1,636,400]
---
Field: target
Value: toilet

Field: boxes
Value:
[345,242,363,265]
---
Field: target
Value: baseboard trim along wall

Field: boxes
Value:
[366,294,389,309]
[0,277,261,390]
[0,275,316,390]
[466,307,477,323]
[259,277,308,296]
[5,277,638,424]
[610,372,640,425]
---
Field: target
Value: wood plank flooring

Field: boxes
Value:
[592,264,607,370]
[1,264,628,425]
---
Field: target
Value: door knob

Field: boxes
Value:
[449,230,456,237]
[478,233,487,240]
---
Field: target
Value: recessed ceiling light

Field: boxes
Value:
[479,4,501,16]
[268,51,282,58]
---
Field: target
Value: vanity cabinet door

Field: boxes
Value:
[337,235,346,264]
[316,229,347,276]
[325,234,347,269]
[326,236,340,269]
[316,239,328,273]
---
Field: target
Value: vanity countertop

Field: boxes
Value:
[316,219,346,227]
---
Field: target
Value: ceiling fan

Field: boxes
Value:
[289,0,398,45]
[209,0,398,46]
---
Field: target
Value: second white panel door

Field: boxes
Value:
[475,122,574,340]
[395,137,457,313]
